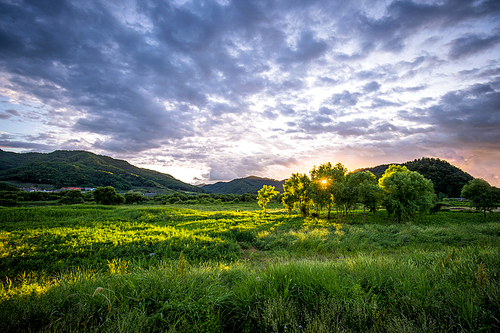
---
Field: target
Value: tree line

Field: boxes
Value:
[257,162,499,222]
[1,162,498,220]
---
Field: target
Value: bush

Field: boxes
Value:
[59,190,85,205]
[124,192,146,204]
[0,199,17,206]
[93,187,125,205]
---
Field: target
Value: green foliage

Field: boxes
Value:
[282,173,313,217]
[348,171,382,223]
[309,163,335,219]
[0,149,204,192]
[59,190,84,205]
[379,165,436,223]
[93,186,125,205]
[360,157,474,198]
[124,192,147,204]
[0,182,20,192]
[154,192,255,205]
[0,205,499,332]
[257,185,279,215]
[461,178,499,217]
[404,157,474,198]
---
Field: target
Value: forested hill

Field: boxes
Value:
[0,150,204,193]
[356,157,474,198]
[202,176,285,194]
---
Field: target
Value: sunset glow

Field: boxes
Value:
[0,0,499,186]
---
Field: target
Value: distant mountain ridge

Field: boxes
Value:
[0,149,204,193]
[202,176,285,194]
[356,157,473,198]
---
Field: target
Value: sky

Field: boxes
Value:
[1,0,499,186]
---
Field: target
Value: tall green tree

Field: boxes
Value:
[282,173,313,217]
[461,178,498,218]
[257,185,279,215]
[309,163,335,220]
[329,163,349,223]
[93,186,125,205]
[347,171,382,224]
[379,165,435,223]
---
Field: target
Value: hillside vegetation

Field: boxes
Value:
[357,157,474,198]
[0,150,203,193]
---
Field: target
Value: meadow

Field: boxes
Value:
[0,203,499,332]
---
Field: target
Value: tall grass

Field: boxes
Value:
[1,246,498,332]
[0,205,499,331]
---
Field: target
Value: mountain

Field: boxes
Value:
[202,176,285,194]
[0,149,204,193]
[356,157,474,198]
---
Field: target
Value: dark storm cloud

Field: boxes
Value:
[399,82,500,147]
[335,0,500,57]
[0,140,53,151]
[448,33,500,59]
[277,31,329,64]
[0,0,289,152]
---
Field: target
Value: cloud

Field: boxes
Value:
[207,154,299,181]
[369,97,401,108]
[399,81,500,148]
[363,81,381,93]
[327,90,361,107]
[448,33,500,59]
[1,0,500,186]
[278,31,329,64]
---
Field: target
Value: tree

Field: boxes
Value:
[309,163,335,220]
[329,163,349,223]
[348,171,382,224]
[59,189,84,204]
[93,186,125,205]
[282,173,313,217]
[461,178,498,217]
[379,165,435,223]
[257,185,279,215]
[124,192,146,204]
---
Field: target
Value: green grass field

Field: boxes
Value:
[1,204,499,332]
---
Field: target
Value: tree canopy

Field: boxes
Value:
[461,178,498,217]
[379,165,435,223]
[282,173,313,217]
[93,186,125,205]
[257,185,279,215]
